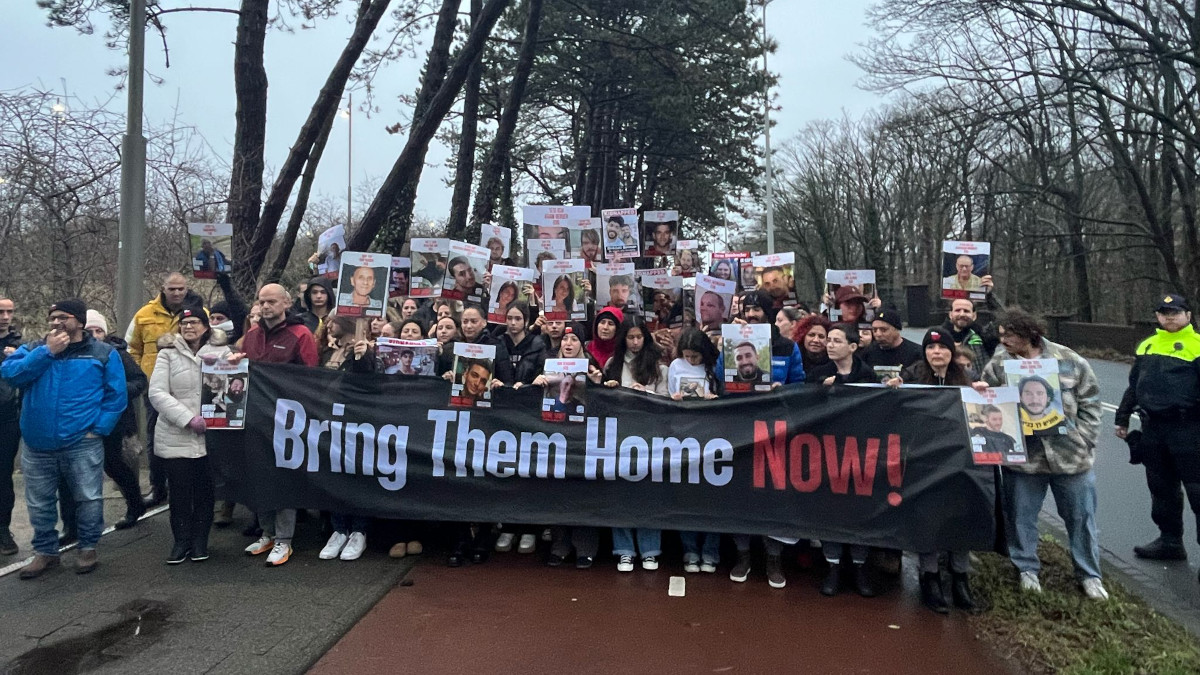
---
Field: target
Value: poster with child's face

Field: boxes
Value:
[752,252,797,307]
[488,265,537,324]
[442,241,489,302]
[695,274,737,332]
[389,257,411,298]
[824,269,878,328]
[643,210,679,256]
[480,223,512,263]
[542,358,588,423]
[601,207,640,258]
[410,238,448,298]
[595,262,640,313]
[451,342,496,408]
[522,205,591,259]
[336,251,390,318]
[189,223,233,279]
[542,258,587,321]
[961,386,1027,465]
[1003,358,1071,437]
[942,241,991,300]
[722,323,772,393]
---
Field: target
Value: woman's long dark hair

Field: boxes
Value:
[552,274,575,312]
[907,355,973,386]
[675,327,720,392]
[604,316,663,387]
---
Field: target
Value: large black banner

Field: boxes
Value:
[208,363,996,552]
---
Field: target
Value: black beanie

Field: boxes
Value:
[49,298,87,325]
[874,307,903,330]
[922,328,956,352]
[178,305,210,328]
[210,301,232,319]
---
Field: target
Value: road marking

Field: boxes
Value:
[1101,402,1119,414]
[0,504,169,579]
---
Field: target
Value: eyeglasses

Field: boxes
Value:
[179,320,204,328]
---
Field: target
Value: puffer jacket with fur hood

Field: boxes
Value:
[148,329,231,459]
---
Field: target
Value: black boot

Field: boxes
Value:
[1134,537,1188,561]
[166,542,190,565]
[59,528,78,547]
[951,572,977,611]
[143,486,168,508]
[920,572,949,614]
[114,503,146,530]
[190,537,210,562]
[853,563,877,598]
[820,563,841,596]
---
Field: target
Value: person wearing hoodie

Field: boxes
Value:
[127,272,206,507]
[501,301,547,387]
[738,291,805,385]
[210,272,250,344]
[297,276,335,335]
[59,311,148,545]
[586,307,624,369]
[148,306,232,563]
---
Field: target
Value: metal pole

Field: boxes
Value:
[116,0,147,335]
[762,0,775,254]
[347,92,353,228]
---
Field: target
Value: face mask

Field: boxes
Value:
[213,320,235,333]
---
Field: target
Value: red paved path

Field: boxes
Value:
[310,551,1017,674]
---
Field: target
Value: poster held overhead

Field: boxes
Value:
[541,358,588,423]
[526,238,566,271]
[960,386,1028,465]
[480,223,512,263]
[824,269,878,328]
[643,210,679,256]
[442,241,489,302]
[189,223,233,279]
[488,265,538,324]
[722,323,772,393]
[601,207,640,258]
[571,218,605,267]
[451,342,497,408]
[942,241,991,300]
[640,273,682,329]
[201,357,248,429]
[541,258,588,321]
[695,274,737,333]
[752,252,798,308]
[389,257,411,298]
[674,240,701,277]
[595,262,640,313]
[710,252,751,292]
[336,251,389,318]
[522,205,591,259]
[316,225,346,278]
[410,238,449,298]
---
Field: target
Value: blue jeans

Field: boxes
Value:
[611,528,661,557]
[23,436,105,555]
[680,531,721,564]
[331,513,370,534]
[1003,468,1102,580]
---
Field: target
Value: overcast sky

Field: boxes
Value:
[1,0,881,222]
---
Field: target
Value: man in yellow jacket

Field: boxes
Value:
[126,272,192,506]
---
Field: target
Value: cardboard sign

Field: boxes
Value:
[488,265,538,324]
[410,238,449,298]
[451,342,497,408]
[942,241,991,301]
[961,386,1028,465]
[541,258,587,321]
[675,240,701,277]
[601,207,640,258]
[389,257,411,299]
[376,337,437,376]
[336,251,390,318]
[541,358,588,423]
[595,262,640,313]
[710,252,751,291]
[643,210,679,257]
[824,269,878,328]
[695,274,737,332]
[316,225,346,278]
[722,323,772,393]
[201,357,248,429]
[480,223,512,261]
[442,241,489,302]
[1004,358,1071,437]
[189,223,233,279]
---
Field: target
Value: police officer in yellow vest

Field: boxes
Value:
[1116,294,1200,566]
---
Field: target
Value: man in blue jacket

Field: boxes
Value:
[0,299,127,578]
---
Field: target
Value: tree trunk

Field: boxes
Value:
[227,0,270,300]
[470,0,545,225]
[263,107,337,284]
[445,0,484,241]
[347,0,513,251]
[371,0,462,253]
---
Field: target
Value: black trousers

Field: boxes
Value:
[164,456,214,547]
[60,433,144,531]
[1142,418,1200,544]
[146,404,167,494]
[0,418,18,531]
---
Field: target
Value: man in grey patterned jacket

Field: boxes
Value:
[981,308,1108,600]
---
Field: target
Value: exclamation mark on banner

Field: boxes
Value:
[886,434,903,506]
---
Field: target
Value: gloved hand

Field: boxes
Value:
[188,416,207,435]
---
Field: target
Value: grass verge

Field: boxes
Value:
[970,536,1200,674]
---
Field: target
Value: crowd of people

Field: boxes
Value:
[3,263,1196,616]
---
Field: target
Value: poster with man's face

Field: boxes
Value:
[709,251,751,291]
[595,262,640,313]
[317,225,346,278]
[675,240,701,277]
[488,265,537,324]
[1003,358,1071,437]
[942,241,991,300]
[451,342,496,408]
[753,252,798,307]
[189,223,233,280]
[522,205,592,259]
[824,269,878,328]
[542,358,588,423]
[201,357,249,429]
[542,258,587,321]
[410,238,449,298]
[389,256,410,299]
[480,223,512,262]
[527,238,566,271]
[695,274,736,332]
[961,386,1027,465]
[643,210,679,257]
[601,207,640,258]
[376,337,436,376]
[722,323,771,393]
[641,273,682,329]
[336,251,389,318]
[570,218,605,266]
[442,241,489,302]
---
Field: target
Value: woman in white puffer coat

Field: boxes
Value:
[148,307,231,564]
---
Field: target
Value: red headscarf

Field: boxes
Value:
[587,306,625,368]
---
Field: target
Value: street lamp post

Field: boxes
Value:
[341,93,353,228]
[761,0,775,254]
[116,0,147,335]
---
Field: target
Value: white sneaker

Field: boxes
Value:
[495,532,515,552]
[1081,577,1109,600]
[541,528,552,542]
[642,556,659,570]
[700,562,718,574]
[340,532,367,561]
[266,541,292,566]
[617,554,634,572]
[319,532,348,560]
[683,561,701,574]
[517,533,537,554]
[244,536,273,556]
[1019,571,1042,593]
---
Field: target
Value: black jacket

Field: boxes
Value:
[1116,325,1200,426]
[0,329,24,423]
[106,335,148,438]
[502,332,548,386]
[298,276,336,335]
[806,356,875,384]
[214,273,250,343]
